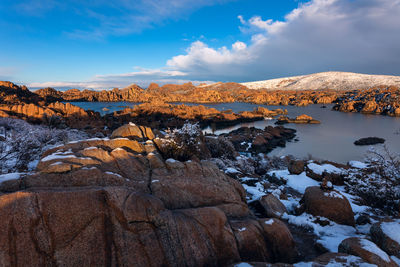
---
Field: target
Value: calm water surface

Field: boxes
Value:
[65,102,140,116]
[70,102,400,163]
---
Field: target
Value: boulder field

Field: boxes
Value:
[1,123,400,266]
[109,101,286,130]
[0,124,300,266]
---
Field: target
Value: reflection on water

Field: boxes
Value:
[69,101,400,163]
[64,102,141,116]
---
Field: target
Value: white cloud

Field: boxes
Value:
[94,68,187,80]
[167,40,253,76]
[25,0,400,88]
[27,68,212,90]
[165,0,400,82]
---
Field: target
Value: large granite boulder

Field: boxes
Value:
[370,221,400,258]
[288,160,304,175]
[300,186,355,226]
[111,122,155,140]
[338,237,398,267]
[0,124,299,266]
[258,194,288,219]
[258,218,299,263]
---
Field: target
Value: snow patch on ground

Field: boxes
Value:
[348,161,368,169]
[233,263,253,267]
[68,137,109,144]
[242,182,265,201]
[268,170,319,194]
[283,213,360,252]
[391,256,400,266]
[41,149,76,162]
[105,171,123,178]
[381,221,400,245]
[307,163,343,175]
[294,255,377,267]
[84,147,97,151]
[337,188,370,214]
[225,167,240,174]
[0,172,21,183]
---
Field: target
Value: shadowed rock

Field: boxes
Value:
[0,124,302,266]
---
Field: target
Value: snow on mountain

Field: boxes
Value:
[241,71,400,91]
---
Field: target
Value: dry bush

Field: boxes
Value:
[157,122,211,161]
[0,118,89,173]
[344,146,400,215]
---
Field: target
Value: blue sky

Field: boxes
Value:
[1,0,400,89]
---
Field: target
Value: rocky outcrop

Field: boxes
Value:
[35,87,64,102]
[338,237,398,267]
[0,102,103,131]
[288,160,305,175]
[252,107,287,117]
[300,186,355,226]
[112,102,271,129]
[0,81,43,104]
[276,114,320,125]
[257,218,299,263]
[258,194,288,219]
[0,124,301,266]
[333,86,400,116]
[220,126,296,155]
[305,162,345,185]
[370,221,400,258]
[354,137,385,146]
[110,122,155,140]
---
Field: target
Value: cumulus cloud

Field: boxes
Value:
[167,0,400,82]
[25,0,400,88]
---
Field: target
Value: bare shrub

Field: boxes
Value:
[344,146,400,215]
[157,122,211,161]
[0,118,89,173]
[205,136,237,160]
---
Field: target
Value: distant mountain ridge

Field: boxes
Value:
[241,71,400,90]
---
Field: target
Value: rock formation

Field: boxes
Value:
[333,86,400,116]
[338,237,398,267]
[220,126,296,154]
[354,137,385,146]
[0,101,103,131]
[111,102,271,129]
[299,186,355,226]
[0,81,43,104]
[276,114,321,125]
[0,124,300,266]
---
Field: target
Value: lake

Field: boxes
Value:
[70,101,400,163]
